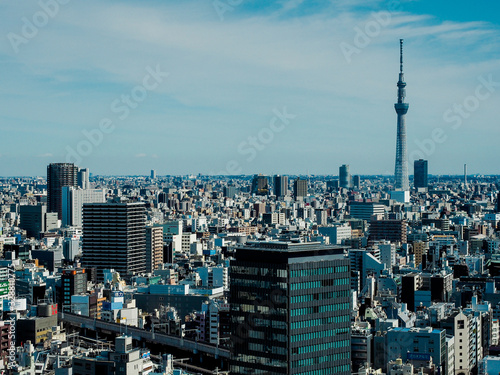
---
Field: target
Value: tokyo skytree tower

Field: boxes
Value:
[394,39,409,191]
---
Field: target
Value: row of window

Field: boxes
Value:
[291,290,349,304]
[290,278,349,291]
[232,355,286,367]
[231,364,285,374]
[295,340,350,354]
[238,303,287,315]
[291,303,349,317]
[291,328,348,343]
[248,343,286,354]
[232,279,274,289]
[320,303,349,313]
[291,281,321,291]
[290,266,348,278]
[231,266,287,278]
[248,330,287,342]
[292,351,350,368]
[250,319,287,329]
[291,315,349,329]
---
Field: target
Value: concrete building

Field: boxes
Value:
[384,327,447,373]
[145,226,163,273]
[77,168,90,189]
[479,356,500,375]
[198,300,230,345]
[293,178,308,198]
[81,202,146,281]
[63,237,80,262]
[369,219,407,245]
[73,335,153,375]
[413,241,427,267]
[350,202,385,221]
[20,205,58,238]
[454,310,477,374]
[318,224,352,245]
[197,266,228,290]
[378,241,396,270]
[59,268,87,312]
[62,187,106,227]
[181,232,197,253]
[263,213,286,226]
[16,313,58,345]
[352,324,372,373]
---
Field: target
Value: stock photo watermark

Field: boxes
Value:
[7,0,72,54]
[7,264,16,369]
[214,106,297,175]
[65,65,169,164]
[409,74,499,161]
[340,0,402,63]
[213,0,243,21]
[232,288,285,345]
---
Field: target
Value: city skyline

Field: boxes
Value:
[1,0,499,176]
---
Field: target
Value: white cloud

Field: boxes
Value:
[278,0,305,13]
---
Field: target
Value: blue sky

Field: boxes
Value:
[0,0,499,176]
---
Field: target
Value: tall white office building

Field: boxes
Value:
[62,187,106,227]
[77,168,90,189]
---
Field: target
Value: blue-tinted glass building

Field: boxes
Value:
[230,241,351,374]
[414,159,428,188]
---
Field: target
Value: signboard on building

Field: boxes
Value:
[407,352,431,361]
[0,281,8,296]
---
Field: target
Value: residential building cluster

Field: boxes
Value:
[0,163,499,373]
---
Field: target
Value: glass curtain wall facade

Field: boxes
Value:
[230,242,351,375]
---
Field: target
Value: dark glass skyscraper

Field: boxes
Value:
[293,178,307,198]
[414,159,428,188]
[251,174,269,195]
[339,164,350,189]
[230,242,351,374]
[274,175,288,198]
[82,202,146,281]
[353,175,361,189]
[47,163,78,219]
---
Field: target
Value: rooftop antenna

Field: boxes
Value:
[400,38,404,73]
